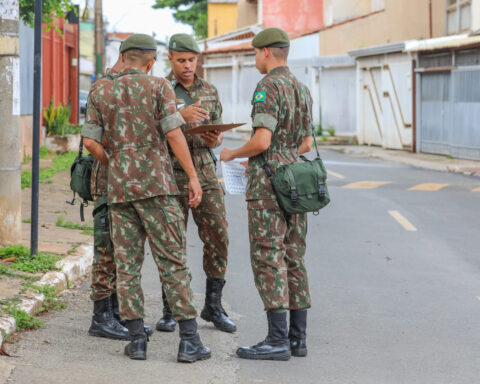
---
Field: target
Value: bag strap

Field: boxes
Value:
[285,166,298,204]
[312,159,326,200]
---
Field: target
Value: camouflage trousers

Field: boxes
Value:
[90,245,116,301]
[247,199,311,311]
[176,187,229,279]
[110,195,197,321]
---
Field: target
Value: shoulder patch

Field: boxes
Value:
[254,91,266,103]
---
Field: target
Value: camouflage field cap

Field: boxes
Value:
[252,27,290,48]
[120,33,157,55]
[169,33,201,54]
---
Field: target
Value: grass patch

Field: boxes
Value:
[56,216,93,236]
[39,146,49,159]
[0,245,60,274]
[21,283,67,312]
[21,151,77,189]
[5,306,45,331]
[22,218,31,223]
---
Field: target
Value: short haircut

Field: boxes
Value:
[124,49,156,66]
[270,46,289,60]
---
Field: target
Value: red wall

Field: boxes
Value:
[42,18,79,125]
[263,0,324,35]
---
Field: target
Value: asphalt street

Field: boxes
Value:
[5,138,480,383]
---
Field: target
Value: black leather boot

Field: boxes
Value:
[200,278,237,333]
[88,296,130,340]
[111,293,153,337]
[289,309,307,357]
[156,287,177,332]
[236,311,291,361]
[124,319,148,360]
[177,318,211,363]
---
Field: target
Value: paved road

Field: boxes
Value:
[5,139,480,383]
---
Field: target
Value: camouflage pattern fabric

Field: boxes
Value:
[90,245,116,301]
[176,185,228,279]
[82,70,119,302]
[166,72,229,279]
[110,196,197,321]
[166,72,223,169]
[246,66,313,311]
[83,67,183,205]
[246,66,314,201]
[247,199,311,310]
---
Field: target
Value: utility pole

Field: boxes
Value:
[30,0,42,256]
[94,0,103,78]
[0,1,22,246]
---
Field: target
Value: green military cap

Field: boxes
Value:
[252,27,290,48]
[169,33,201,54]
[120,33,157,53]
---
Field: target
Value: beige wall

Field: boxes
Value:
[320,0,445,55]
[208,2,239,37]
[472,0,480,31]
[237,0,258,28]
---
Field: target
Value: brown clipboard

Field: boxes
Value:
[184,123,245,135]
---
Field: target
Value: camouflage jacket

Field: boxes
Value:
[82,70,118,200]
[82,67,184,204]
[166,72,223,170]
[246,66,314,201]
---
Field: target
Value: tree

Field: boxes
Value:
[19,0,76,29]
[152,0,207,39]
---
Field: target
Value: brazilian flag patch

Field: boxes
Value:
[254,91,266,103]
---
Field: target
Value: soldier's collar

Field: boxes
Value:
[117,67,146,77]
[268,66,290,76]
[167,71,202,90]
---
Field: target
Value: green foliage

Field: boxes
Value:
[39,146,49,159]
[22,218,32,223]
[21,151,77,189]
[0,245,60,274]
[19,0,76,31]
[326,126,336,137]
[43,97,75,136]
[315,123,323,136]
[152,0,207,39]
[21,283,67,312]
[5,306,45,331]
[23,154,32,164]
[56,216,93,236]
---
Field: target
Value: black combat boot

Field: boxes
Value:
[289,309,307,357]
[124,319,148,360]
[236,311,291,361]
[200,278,237,333]
[111,293,153,337]
[177,318,211,363]
[88,296,130,340]
[156,288,177,332]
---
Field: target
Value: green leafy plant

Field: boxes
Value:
[22,218,31,223]
[56,216,93,236]
[5,306,45,331]
[21,283,67,312]
[326,126,336,137]
[315,123,323,137]
[0,245,60,274]
[19,0,76,31]
[22,154,32,164]
[39,146,49,159]
[43,97,73,136]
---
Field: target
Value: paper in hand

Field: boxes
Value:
[221,158,248,195]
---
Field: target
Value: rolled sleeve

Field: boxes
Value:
[252,113,278,133]
[81,123,104,142]
[160,111,186,134]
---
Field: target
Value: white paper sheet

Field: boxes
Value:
[221,158,248,195]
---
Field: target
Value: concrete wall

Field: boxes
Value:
[237,0,258,28]
[472,0,480,31]
[208,2,239,37]
[320,0,446,55]
[262,0,323,35]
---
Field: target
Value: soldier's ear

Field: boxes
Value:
[120,53,126,63]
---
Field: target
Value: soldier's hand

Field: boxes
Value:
[201,130,221,148]
[220,148,235,162]
[188,177,203,208]
[180,101,210,123]
[240,160,248,176]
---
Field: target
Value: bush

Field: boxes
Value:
[0,245,60,274]
[326,126,336,137]
[43,97,79,136]
[315,123,323,136]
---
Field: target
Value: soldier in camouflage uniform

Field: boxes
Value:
[156,34,236,334]
[220,28,314,361]
[83,34,210,363]
[83,49,153,341]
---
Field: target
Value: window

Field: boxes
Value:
[446,0,472,35]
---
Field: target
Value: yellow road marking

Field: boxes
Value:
[388,210,417,232]
[327,170,344,179]
[343,181,391,189]
[473,187,480,192]
[409,183,449,191]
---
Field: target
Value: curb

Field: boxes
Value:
[0,244,93,346]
